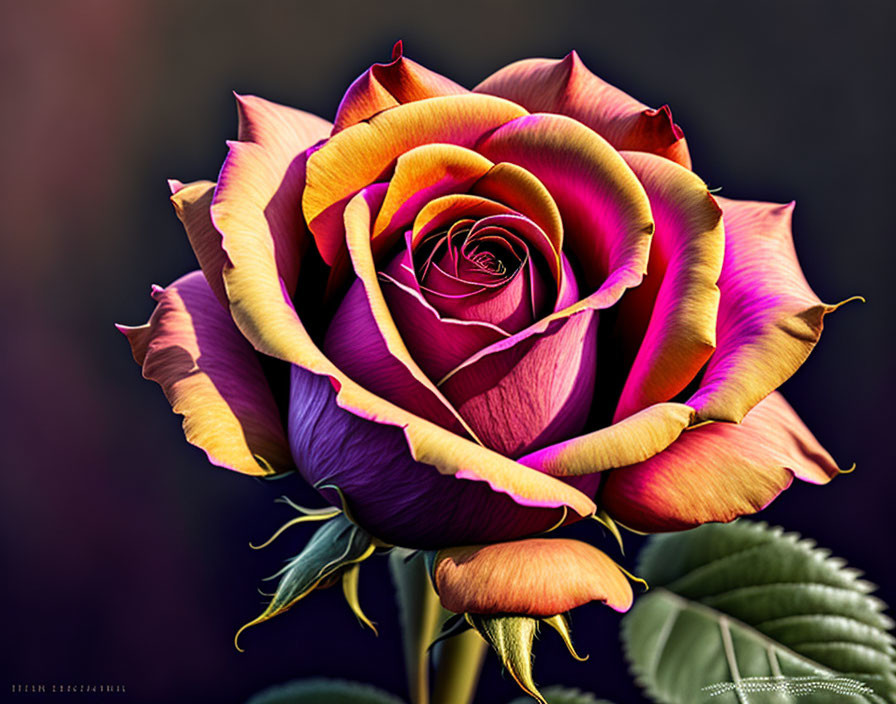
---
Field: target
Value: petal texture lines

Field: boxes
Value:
[323,188,478,438]
[117,272,293,476]
[687,198,856,423]
[169,179,229,307]
[601,392,842,533]
[474,51,690,168]
[433,539,633,616]
[303,94,528,264]
[333,41,468,133]
[211,94,331,361]
[613,152,724,422]
[476,113,654,311]
[288,366,593,548]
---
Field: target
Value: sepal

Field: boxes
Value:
[235,514,376,650]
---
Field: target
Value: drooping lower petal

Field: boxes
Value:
[332,41,468,133]
[613,152,724,421]
[439,309,598,458]
[117,271,293,476]
[169,179,229,307]
[601,392,842,533]
[474,51,691,168]
[686,197,857,423]
[432,539,634,616]
[288,365,594,548]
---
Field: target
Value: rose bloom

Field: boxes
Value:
[120,44,851,613]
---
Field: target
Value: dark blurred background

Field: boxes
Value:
[1,1,894,702]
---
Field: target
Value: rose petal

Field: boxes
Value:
[323,188,480,439]
[476,113,654,308]
[288,366,594,548]
[613,152,725,421]
[686,198,857,423]
[520,402,695,476]
[370,143,494,251]
[168,180,229,307]
[380,265,510,381]
[211,93,331,326]
[433,539,633,615]
[439,309,598,458]
[211,99,596,535]
[474,51,691,168]
[117,271,293,476]
[332,41,468,133]
[303,94,528,265]
[601,392,842,532]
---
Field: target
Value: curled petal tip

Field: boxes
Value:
[167,178,185,194]
[391,39,403,61]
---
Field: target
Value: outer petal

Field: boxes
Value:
[613,152,724,421]
[439,309,598,458]
[117,271,293,476]
[323,188,480,439]
[433,539,633,616]
[476,113,654,307]
[288,366,593,548]
[601,392,843,533]
[302,93,528,265]
[520,402,695,477]
[687,198,857,423]
[474,51,691,168]
[169,180,229,306]
[211,93,331,314]
[332,41,468,133]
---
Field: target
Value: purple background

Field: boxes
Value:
[2,1,894,702]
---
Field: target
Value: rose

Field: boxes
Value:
[120,43,850,557]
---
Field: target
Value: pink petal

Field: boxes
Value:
[117,271,293,475]
[332,41,468,133]
[323,187,480,439]
[439,309,598,458]
[601,392,843,532]
[474,51,691,168]
[687,198,859,423]
[613,152,725,421]
[476,113,654,311]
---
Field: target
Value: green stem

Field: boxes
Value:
[431,629,488,704]
[389,550,444,704]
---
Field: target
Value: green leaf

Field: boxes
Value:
[622,521,896,703]
[507,685,616,703]
[245,678,405,704]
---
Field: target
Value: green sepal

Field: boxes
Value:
[428,613,473,652]
[235,514,375,650]
[245,678,404,704]
[468,615,545,704]
[542,614,588,662]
